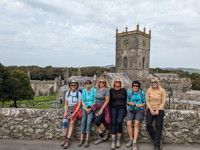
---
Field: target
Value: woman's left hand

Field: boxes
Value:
[136,104,143,108]
[98,109,103,115]
[71,113,76,119]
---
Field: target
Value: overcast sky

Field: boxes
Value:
[0,0,200,69]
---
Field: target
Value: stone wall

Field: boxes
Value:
[0,108,200,145]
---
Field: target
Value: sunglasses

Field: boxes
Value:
[133,85,139,87]
[85,82,91,85]
[70,85,77,87]
[99,81,105,84]
[151,81,157,84]
[115,81,121,83]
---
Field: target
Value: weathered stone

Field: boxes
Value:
[0,108,200,145]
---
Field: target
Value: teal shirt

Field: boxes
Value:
[127,89,146,110]
[81,87,97,109]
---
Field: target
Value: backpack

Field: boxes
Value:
[129,89,146,114]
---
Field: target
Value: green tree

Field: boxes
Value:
[3,77,21,107]
[191,78,200,90]
[11,70,35,107]
[0,63,11,107]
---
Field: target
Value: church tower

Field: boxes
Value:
[115,25,151,80]
[64,66,69,85]
[77,67,82,76]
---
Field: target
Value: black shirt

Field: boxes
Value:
[110,88,127,109]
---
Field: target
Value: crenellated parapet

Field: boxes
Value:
[116,25,151,38]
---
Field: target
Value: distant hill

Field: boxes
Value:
[161,67,199,70]
[100,64,115,68]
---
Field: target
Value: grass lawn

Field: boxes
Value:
[60,104,65,108]
[0,93,57,106]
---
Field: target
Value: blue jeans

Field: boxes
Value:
[110,107,126,135]
[80,109,94,134]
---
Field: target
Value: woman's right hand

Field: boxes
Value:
[63,112,68,118]
[150,108,155,116]
[86,108,91,114]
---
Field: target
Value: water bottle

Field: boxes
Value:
[62,117,68,128]
[95,111,99,116]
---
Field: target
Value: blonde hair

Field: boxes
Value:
[112,78,123,89]
[150,78,161,90]
[96,77,108,88]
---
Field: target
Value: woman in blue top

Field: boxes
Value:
[126,81,146,150]
[78,80,97,148]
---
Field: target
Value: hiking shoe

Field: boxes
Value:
[153,146,159,150]
[116,138,121,148]
[61,137,66,146]
[63,139,70,149]
[102,130,109,141]
[126,139,133,147]
[94,136,103,145]
[111,139,115,150]
[133,142,137,150]
[158,145,162,150]
[78,140,83,147]
[84,140,89,148]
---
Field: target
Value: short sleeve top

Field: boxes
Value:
[95,88,110,104]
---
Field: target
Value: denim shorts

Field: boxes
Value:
[127,109,144,122]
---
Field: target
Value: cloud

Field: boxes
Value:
[0,0,200,69]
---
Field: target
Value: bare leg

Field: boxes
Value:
[98,123,105,133]
[127,121,133,139]
[63,129,67,137]
[80,134,84,141]
[67,120,75,138]
[117,133,122,137]
[133,120,140,142]
[86,133,90,141]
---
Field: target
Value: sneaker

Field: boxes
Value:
[126,139,133,148]
[158,145,162,150]
[94,136,103,145]
[102,130,109,141]
[84,140,89,148]
[116,138,121,148]
[133,142,137,150]
[63,139,70,149]
[153,146,159,150]
[61,137,66,146]
[111,139,115,150]
[78,140,83,147]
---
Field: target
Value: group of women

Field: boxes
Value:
[60,77,166,150]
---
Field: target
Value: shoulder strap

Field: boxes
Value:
[68,90,71,97]
[129,90,134,102]
[76,89,79,99]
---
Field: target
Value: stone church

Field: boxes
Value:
[29,25,199,110]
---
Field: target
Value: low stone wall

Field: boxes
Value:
[0,108,200,145]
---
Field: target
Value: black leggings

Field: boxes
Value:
[94,110,105,127]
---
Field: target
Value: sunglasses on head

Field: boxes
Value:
[99,81,105,84]
[133,85,139,87]
[115,81,121,83]
[70,84,77,87]
[85,82,91,85]
[151,81,157,84]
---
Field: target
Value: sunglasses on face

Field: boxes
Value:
[151,81,157,84]
[115,81,121,83]
[99,81,105,84]
[70,85,77,87]
[133,85,139,87]
[85,82,91,85]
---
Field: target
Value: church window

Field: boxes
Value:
[142,57,145,68]
[139,62,141,67]
[124,39,128,50]
[124,57,127,69]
